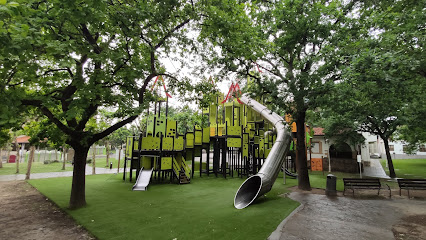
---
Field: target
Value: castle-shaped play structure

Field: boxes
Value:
[124,79,293,209]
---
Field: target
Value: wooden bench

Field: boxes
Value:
[397,179,426,198]
[343,178,390,197]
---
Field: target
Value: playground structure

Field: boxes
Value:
[124,79,294,208]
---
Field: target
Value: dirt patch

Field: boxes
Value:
[393,214,426,240]
[0,181,94,240]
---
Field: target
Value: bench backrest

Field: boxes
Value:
[343,178,381,186]
[397,179,426,187]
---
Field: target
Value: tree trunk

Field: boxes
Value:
[117,146,121,173]
[62,147,66,170]
[6,148,11,164]
[0,148,3,168]
[382,137,396,178]
[92,145,96,175]
[105,141,110,167]
[296,111,311,191]
[69,145,89,209]
[25,146,35,180]
[15,141,20,174]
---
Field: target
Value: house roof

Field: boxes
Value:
[13,135,31,144]
[313,127,325,136]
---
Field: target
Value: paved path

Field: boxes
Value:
[269,191,426,240]
[363,158,389,178]
[0,165,126,181]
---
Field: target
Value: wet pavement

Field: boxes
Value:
[269,191,426,240]
[0,165,125,181]
[363,159,389,178]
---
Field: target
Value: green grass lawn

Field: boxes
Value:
[380,159,426,179]
[0,162,73,175]
[29,174,300,240]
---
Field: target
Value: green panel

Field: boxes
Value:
[202,107,209,114]
[194,130,202,145]
[227,138,241,148]
[186,133,194,148]
[133,139,139,151]
[194,146,202,157]
[233,107,239,126]
[166,120,177,138]
[146,116,155,136]
[227,125,241,136]
[259,137,265,151]
[243,133,249,144]
[162,137,174,151]
[174,137,184,151]
[125,137,133,158]
[259,130,264,138]
[217,94,224,104]
[203,127,210,143]
[209,105,217,125]
[186,150,193,161]
[225,105,232,126]
[141,136,160,150]
[141,156,152,169]
[254,136,259,144]
[154,115,166,137]
[161,157,172,170]
[243,143,249,157]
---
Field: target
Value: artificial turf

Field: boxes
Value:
[29,173,300,240]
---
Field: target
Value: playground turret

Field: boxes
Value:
[234,94,291,209]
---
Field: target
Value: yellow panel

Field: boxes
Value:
[195,130,202,145]
[162,137,174,151]
[203,127,210,143]
[227,125,241,136]
[166,120,177,138]
[141,156,152,169]
[186,133,194,148]
[141,136,160,150]
[174,137,184,151]
[210,127,216,136]
[161,157,172,170]
[227,138,241,148]
[243,143,249,157]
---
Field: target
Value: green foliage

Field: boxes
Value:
[0,129,11,147]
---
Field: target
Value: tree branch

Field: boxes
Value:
[21,99,74,136]
[154,19,191,50]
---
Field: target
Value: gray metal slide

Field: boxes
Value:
[234,94,292,209]
[132,168,154,191]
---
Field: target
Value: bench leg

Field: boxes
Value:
[352,188,355,197]
[399,188,401,196]
[407,189,410,198]
[343,188,346,196]
[377,188,380,195]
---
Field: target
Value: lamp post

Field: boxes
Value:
[325,139,331,172]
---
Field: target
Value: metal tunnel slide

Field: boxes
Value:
[132,168,154,191]
[234,95,292,209]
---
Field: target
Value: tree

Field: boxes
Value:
[200,0,357,190]
[0,0,199,209]
[325,0,425,178]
